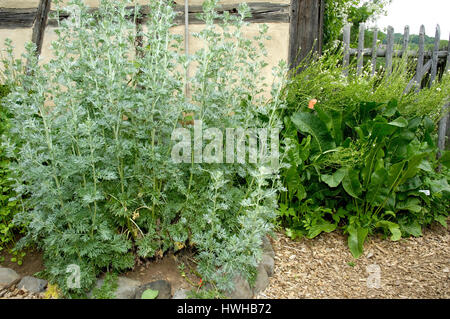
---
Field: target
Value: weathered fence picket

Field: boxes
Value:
[371,28,378,76]
[437,34,450,156]
[430,25,441,86]
[343,23,450,152]
[385,26,394,75]
[357,24,365,76]
[402,26,410,59]
[31,0,52,57]
[343,24,351,76]
[416,25,426,91]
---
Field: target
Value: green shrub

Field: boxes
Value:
[279,52,449,258]
[2,0,285,295]
[285,52,449,122]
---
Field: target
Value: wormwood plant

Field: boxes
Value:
[0,82,22,251]
[1,0,286,295]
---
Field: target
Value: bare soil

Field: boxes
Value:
[123,249,200,294]
[0,247,45,277]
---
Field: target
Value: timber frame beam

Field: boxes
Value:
[0,2,290,28]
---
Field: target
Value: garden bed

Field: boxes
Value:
[0,248,201,299]
[2,220,448,299]
[258,219,449,299]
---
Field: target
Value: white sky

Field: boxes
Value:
[374,0,450,40]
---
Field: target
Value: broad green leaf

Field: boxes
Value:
[428,177,450,194]
[381,211,396,218]
[434,215,447,228]
[398,153,428,185]
[398,130,415,142]
[360,101,381,121]
[372,123,396,139]
[347,225,368,258]
[366,168,388,206]
[418,160,433,172]
[376,221,401,241]
[315,105,332,131]
[307,220,337,239]
[400,220,423,237]
[286,228,305,240]
[382,99,398,117]
[423,116,435,133]
[296,184,307,202]
[396,198,422,213]
[330,109,343,145]
[299,135,311,161]
[439,151,450,169]
[141,289,159,299]
[285,166,302,201]
[407,117,422,130]
[291,112,336,153]
[321,167,346,188]
[388,117,408,127]
[398,176,422,192]
[342,169,362,198]
[387,161,406,190]
[355,127,365,140]
[362,143,384,188]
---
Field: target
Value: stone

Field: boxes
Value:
[135,280,172,299]
[226,274,253,299]
[252,264,270,295]
[0,268,20,289]
[17,276,47,293]
[172,288,189,299]
[262,235,275,258]
[260,254,275,277]
[92,276,141,299]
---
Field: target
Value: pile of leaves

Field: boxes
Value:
[1,0,285,296]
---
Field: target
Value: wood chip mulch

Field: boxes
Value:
[257,221,449,299]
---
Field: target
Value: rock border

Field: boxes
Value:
[226,235,275,299]
[1,235,275,299]
[0,267,47,299]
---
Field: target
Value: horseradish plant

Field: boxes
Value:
[2,0,286,294]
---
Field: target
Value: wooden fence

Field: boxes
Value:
[0,0,323,69]
[343,23,450,153]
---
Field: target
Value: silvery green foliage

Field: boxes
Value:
[1,0,286,294]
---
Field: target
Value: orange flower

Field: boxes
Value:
[308,99,317,110]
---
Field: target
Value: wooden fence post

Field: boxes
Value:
[385,26,394,75]
[357,23,365,76]
[415,25,425,91]
[437,33,450,155]
[402,25,409,59]
[429,25,440,86]
[371,28,378,76]
[31,0,52,57]
[342,24,351,76]
[288,0,324,71]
